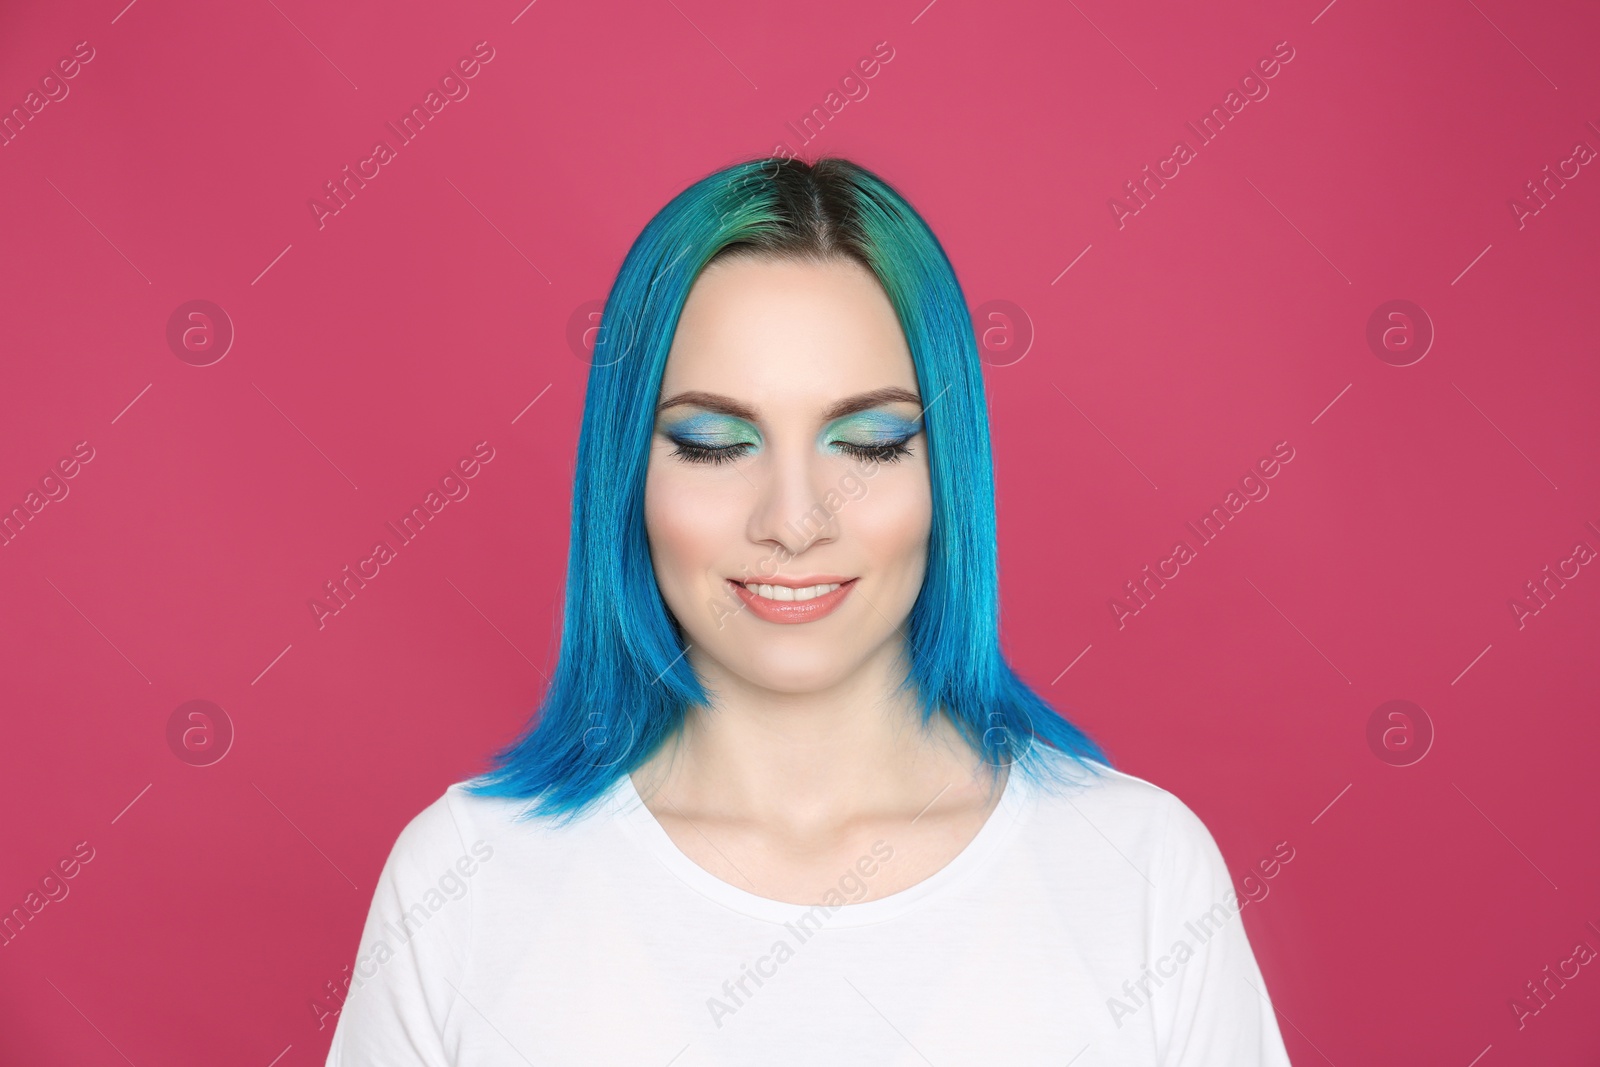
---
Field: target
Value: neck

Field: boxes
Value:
[633,639,985,833]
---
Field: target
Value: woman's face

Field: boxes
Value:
[644,254,933,695]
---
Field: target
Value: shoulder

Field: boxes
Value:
[1022,757,1179,838]
[1030,756,1217,828]
[1017,757,1232,888]
[378,778,635,887]
[371,782,542,890]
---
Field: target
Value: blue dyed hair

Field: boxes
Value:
[465,155,1111,820]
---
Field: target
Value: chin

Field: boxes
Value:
[711,639,869,696]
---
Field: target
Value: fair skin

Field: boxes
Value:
[631,253,1007,907]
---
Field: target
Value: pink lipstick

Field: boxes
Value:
[727,576,858,625]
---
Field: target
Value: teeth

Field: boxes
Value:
[745,582,842,602]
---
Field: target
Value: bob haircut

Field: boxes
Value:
[465,155,1111,821]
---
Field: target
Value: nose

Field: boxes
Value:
[746,439,839,562]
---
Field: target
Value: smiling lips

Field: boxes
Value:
[728,576,858,624]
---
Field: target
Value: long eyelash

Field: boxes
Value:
[671,441,753,465]
[834,440,915,463]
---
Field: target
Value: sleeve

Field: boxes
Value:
[323,790,475,1067]
[1149,792,1294,1067]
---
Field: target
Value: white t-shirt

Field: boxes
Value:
[323,760,1293,1066]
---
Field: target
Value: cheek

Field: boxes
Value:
[644,465,737,588]
[851,471,932,571]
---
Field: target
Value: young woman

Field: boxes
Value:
[325,156,1294,1065]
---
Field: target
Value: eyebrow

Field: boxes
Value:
[656,386,923,423]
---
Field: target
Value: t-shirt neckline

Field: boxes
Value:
[605,766,1033,927]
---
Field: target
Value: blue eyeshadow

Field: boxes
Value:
[825,410,922,443]
[662,412,759,444]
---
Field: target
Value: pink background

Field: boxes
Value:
[2,0,1597,1063]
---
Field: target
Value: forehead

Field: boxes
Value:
[660,255,917,401]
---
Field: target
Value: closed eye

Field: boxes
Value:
[831,438,914,463]
[671,440,754,465]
